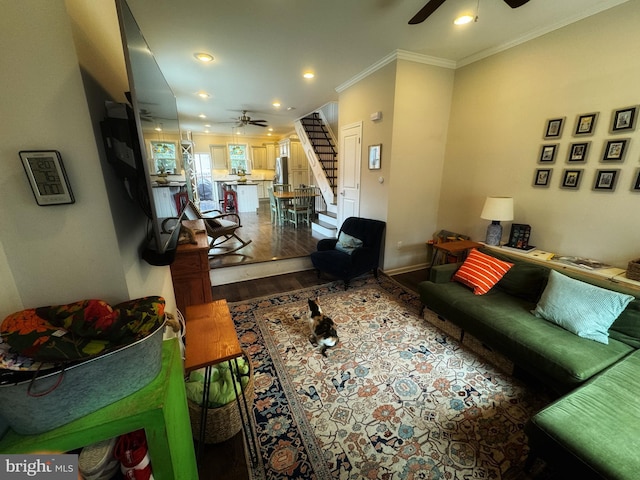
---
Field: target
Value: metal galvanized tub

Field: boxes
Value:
[0,321,165,435]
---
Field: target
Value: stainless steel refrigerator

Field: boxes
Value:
[275,156,288,184]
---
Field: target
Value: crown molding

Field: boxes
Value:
[335,50,455,93]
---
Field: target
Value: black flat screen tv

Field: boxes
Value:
[108,0,183,265]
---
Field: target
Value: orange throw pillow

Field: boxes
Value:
[452,249,514,295]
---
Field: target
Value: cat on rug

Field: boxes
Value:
[307,298,339,357]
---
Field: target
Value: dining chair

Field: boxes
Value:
[267,187,279,224]
[287,187,315,228]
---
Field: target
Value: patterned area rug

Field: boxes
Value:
[229,274,551,479]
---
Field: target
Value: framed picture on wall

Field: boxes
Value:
[573,112,599,137]
[368,144,381,170]
[533,168,552,187]
[631,168,640,192]
[601,138,629,162]
[593,169,620,192]
[610,105,638,133]
[567,141,590,162]
[538,144,559,163]
[543,117,565,139]
[560,169,583,189]
[543,117,566,140]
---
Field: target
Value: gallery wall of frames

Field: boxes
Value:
[533,105,640,193]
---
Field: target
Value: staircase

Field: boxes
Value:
[294,111,339,237]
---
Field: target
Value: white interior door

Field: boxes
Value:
[338,121,362,226]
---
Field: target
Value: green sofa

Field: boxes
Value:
[417,247,640,479]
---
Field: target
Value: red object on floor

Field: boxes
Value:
[223,189,237,212]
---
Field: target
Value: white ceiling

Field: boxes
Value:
[126,0,627,136]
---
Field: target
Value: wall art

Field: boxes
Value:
[572,112,598,137]
[533,168,552,187]
[560,169,583,189]
[567,141,590,162]
[543,117,565,139]
[538,144,558,163]
[601,138,629,162]
[593,169,620,192]
[610,105,638,133]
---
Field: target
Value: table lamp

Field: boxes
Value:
[480,196,513,245]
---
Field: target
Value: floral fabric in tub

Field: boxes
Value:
[0,296,165,364]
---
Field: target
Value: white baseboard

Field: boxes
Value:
[210,257,314,286]
[383,262,428,276]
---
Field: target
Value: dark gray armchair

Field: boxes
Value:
[310,217,386,289]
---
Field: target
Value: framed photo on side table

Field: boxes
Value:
[601,138,629,162]
[610,105,638,133]
[573,112,599,137]
[368,144,381,170]
[533,168,552,187]
[543,117,565,139]
[560,169,583,189]
[593,169,620,192]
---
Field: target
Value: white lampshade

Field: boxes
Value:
[480,196,514,221]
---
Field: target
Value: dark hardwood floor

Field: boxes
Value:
[207,199,328,270]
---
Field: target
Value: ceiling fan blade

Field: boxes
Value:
[503,0,530,8]
[249,122,268,127]
[408,0,447,25]
[250,119,267,124]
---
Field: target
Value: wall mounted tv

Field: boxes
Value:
[108,0,183,265]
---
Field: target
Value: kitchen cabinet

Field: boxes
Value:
[279,138,310,187]
[265,142,277,170]
[235,183,259,212]
[251,146,267,170]
[211,144,227,170]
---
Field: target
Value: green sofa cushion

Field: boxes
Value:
[419,280,633,389]
[527,350,640,480]
[610,299,640,348]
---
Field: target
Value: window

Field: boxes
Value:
[227,143,250,174]
[150,141,177,174]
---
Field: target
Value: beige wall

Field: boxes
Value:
[440,1,640,268]
[0,0,177,319]
[338,59,455,271]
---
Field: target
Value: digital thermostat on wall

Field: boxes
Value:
[19,150,75,206]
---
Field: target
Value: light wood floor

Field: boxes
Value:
[207,199,329,270]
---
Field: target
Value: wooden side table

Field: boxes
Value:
[170,219,213,315]
[430,240,483,267]
[0,339,197,480]
[184,301,258,466]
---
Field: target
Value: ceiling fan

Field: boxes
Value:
[235,110,268,128]
[408,0,530,25]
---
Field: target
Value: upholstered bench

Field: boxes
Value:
[525,349,640,479]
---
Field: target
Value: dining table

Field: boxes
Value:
[273,190,318,226]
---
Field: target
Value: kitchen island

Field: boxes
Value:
[217,181,259,213]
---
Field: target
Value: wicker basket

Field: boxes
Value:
[627,258,640,281]
[187,353,254,444]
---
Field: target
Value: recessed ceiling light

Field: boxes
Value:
[197,91,210,99]
[194,52,214,63]
[272,102,281,108]
[268,128,273,132]
[154,126,162,132]
[204,124,211,128]
[454,14,475,25]
[303,72,315,79]
[198,113,207,119]
[286,106,296,111]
